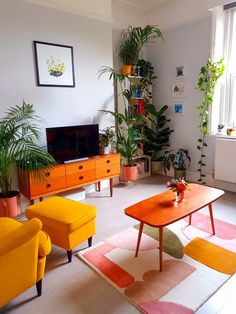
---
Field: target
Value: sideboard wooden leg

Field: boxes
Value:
[30,199,34,205]
[110,178,113,197]
[96,181,101,192]
[39,197,43,202]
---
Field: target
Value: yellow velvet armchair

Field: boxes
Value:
[0,217,51,307]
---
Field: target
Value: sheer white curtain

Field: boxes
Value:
[211,5,236,133]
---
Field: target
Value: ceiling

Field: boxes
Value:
[112,0,177,13]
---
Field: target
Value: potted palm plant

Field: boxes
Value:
[0,101,56,217]
[162,149,191,179]
[100,108,145,181]
[144,104,173,174]
[118,25,164,75]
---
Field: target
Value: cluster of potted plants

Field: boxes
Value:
[0,102,55,217]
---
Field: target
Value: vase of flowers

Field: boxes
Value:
[167,178,188,202]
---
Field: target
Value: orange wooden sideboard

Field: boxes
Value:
[18,153,120,203]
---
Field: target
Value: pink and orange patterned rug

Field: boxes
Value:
[78,213,236,313]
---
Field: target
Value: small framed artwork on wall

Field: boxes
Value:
[176,65,185,77]
[173,103,184,115]
[34,41,75,87]
[172,83,186,97]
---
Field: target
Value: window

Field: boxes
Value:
[211,3,236,133]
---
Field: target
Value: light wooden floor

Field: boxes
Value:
[1,175,236,314]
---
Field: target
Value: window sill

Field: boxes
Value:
[207,133,236,140]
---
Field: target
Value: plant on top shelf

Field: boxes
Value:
[118,25,164,75]
[162,149,191,179]
[0,101,56,217]
[99,126,116,154]
[196,58,224,184]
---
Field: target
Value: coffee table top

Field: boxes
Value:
[124,184,224,227]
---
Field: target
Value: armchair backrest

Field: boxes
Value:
[0,218,42,307]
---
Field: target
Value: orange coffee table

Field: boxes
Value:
[124,183,224,271]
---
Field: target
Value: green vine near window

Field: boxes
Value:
[196,58,224,184]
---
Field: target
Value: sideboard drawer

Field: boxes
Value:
[65,160,96,175]
[30,177,66,196]
[66,169,96,187]
[96,164,120,179]
[96,155,120,168]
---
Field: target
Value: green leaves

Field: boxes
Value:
[196,58,224,184]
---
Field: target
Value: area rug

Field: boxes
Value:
[78,214,236,313]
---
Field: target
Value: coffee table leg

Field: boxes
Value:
[208,203,215,235]
[135,222,144,257]
[159,227,163,272]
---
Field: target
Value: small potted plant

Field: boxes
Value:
[162,149,191,179]
[0,101,56,217]
[99,126,116,154]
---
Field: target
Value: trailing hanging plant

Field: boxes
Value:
[196,58,224,184]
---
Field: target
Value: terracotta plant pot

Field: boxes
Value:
[123,165,138,181]
[122,65,132,76]
[0,191,20,217]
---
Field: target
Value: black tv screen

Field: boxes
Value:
[46,124,99,163]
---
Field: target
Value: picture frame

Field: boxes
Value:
[173,103,184,115]
[172,83,186,97]
[34,41,75,87]
[176,65,185,77]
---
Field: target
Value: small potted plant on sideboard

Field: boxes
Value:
[99,126,116,154]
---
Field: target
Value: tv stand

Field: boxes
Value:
[18,153,120,204]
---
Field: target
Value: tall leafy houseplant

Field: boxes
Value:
[144,104,173,161]
[118,25,164,74]
[0,102,55,216]
[196,58,224,184]
[100,108,144,167]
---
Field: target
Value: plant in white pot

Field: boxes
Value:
[0,101,56,217]
[162,149,191,179]
[99,126,116,154]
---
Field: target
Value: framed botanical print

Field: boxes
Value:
[34,41,75,87]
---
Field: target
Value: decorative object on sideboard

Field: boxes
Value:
[34,41,75,87]
[0,101,55,217]
[99,126,116,154]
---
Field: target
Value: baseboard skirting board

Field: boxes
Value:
[186,170,236,193]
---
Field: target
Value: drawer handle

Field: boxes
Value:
[107,169,111,173]
[106,160,111,164]
[46,183,51,188]
[79,165,83,170]
[45,172,50,177]
[79,176,84,180]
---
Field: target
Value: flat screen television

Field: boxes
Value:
[46,124,99,163]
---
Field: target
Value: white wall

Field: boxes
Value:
[148,17,214,177]
[0,0,114,145]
